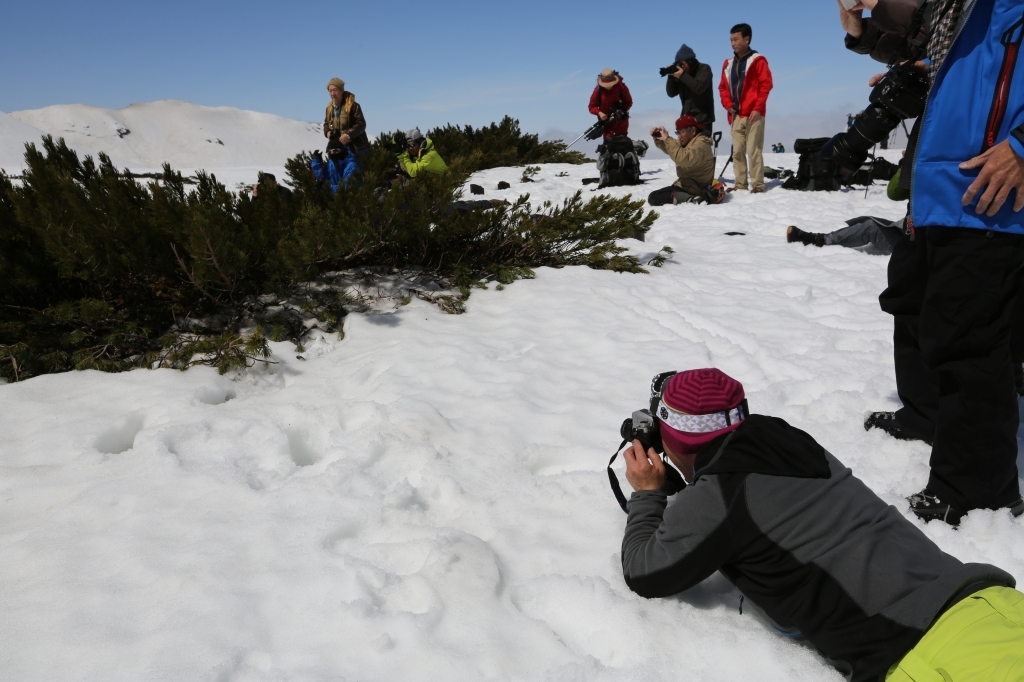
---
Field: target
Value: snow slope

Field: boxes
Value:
[6,100,324,171]
[1,154,1022,682]
[0,111,48,174]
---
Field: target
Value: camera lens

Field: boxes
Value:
[620,418,634,441]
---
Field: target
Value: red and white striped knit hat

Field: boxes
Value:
[657,369,746,455]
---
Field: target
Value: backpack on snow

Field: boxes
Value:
[782,137,841,191]
[596,135,646,188]
[699,179,727,204]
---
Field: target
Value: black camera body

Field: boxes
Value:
[383,131,408,155]
[620,409,663,453]
[822,63,928,171]
[659,64,679,77]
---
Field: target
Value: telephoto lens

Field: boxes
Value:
[822,64,928,171]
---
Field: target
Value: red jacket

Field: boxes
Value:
[588,80,632,138]
[718,52,773,124]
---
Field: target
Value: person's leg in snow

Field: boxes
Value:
[648,186,697,206]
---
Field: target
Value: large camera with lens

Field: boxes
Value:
[822,63,928,171]
[659,64,679,77]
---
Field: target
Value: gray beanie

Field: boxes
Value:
[405,127,423,142]
[675,44,696,63]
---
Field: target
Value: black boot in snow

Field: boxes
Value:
[908,488,964,526]
[864,411,933,445]
[786,226,825,247]
[1007,497,1024,518]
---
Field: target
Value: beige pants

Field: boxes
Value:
[731,115,765,190]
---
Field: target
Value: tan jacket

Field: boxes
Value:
[655,133,714,195]
[323,92,370,151]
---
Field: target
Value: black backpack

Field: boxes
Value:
[842,156,901,187]
[596,135,644,188]
[782,137,841,191]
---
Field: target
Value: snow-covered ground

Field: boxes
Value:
[2,152,1022,682]
[1,101,324,173]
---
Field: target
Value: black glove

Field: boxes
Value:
[328,129,341,141]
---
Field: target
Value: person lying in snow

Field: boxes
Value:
[619,368,1024,682]
[786,216,905,254]
[646,115,716,206]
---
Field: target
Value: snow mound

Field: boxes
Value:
[7,100,324,171]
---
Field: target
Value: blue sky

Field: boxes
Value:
[0,0,892,147]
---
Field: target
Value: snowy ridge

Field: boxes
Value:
[3,100,325,171]
[0,111,48,174]
[0,155,1021,681]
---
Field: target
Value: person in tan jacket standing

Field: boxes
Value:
[323,77,370,155]
[647,115,715,206]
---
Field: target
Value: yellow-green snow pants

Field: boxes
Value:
[886,586,1024,681]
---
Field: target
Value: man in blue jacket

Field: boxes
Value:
[841,0,1024,525]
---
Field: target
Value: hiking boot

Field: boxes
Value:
[908,488,964,526]
[751,187,764,194]
[864,411,933,445]
[1008,497,1024,518]
[786,226,825,247]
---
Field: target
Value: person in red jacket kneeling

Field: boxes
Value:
[718,23,773,193]
[588,69,632,139]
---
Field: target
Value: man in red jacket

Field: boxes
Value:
[718,23,773,193]
[588,69,632,139]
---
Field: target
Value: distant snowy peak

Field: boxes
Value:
[4,100,324,171]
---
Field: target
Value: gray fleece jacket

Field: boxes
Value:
[621,415,1014,682]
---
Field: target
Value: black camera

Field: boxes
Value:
[659,64,679,77]
[822,63,928,171]
[383,132,407,155]
[620,409,663,453]
[607,371,685,513]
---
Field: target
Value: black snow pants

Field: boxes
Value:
[878,226,1024,511]
[648,186,696,206]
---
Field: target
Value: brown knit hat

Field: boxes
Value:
[598,69,620,89]
[326,77,345,92]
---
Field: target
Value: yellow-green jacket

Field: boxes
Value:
[398,138,447,178]
[654,133,714,195]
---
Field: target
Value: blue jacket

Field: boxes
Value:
[913,0,1024,232]
[311,149,359,193]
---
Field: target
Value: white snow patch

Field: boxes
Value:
[0,152,1021,682]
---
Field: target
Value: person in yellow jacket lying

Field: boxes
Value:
[395,127,447,178]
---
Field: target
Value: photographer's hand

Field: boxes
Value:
[960,140,1024,215]
[623,440,666,492]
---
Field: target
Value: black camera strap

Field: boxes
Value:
[607,440,631,513]
[891,1,932,68]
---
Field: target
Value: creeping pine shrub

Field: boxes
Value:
[424,116,591,171]
[0,133,658,382]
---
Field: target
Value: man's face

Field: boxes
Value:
[730,32,750,54]
[328,85,344,104]
[676,127,697,146]
[408,139,422,155]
